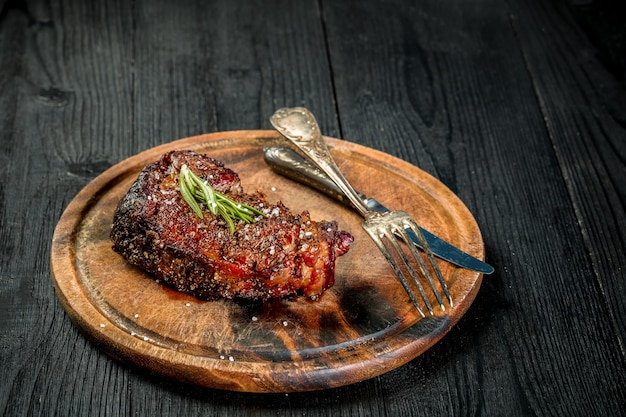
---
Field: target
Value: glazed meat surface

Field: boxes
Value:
[110,150,353,301]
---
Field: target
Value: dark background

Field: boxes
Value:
[1,0,624,416]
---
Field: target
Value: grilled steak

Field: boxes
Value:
[110,150,353,301]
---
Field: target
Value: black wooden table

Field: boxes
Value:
[1,0,624,415]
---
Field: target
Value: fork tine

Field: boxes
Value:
[269,108,454,315]
[396,223,446,311]
[364,211,453,315]
[365,227,428,318]
[395,222,446,311]
[385,227,435,315]
[402,219,453,307]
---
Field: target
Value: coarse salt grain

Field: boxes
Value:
[134,314,139,318]
[252,316,258,322]
[282,321,288,327]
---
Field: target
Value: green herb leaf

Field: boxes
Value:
[179,164,266,233]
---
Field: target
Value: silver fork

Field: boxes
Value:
[270,107,452,317]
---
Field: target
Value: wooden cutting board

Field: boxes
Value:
[50,130,485,392]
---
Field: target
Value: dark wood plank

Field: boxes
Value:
[323,0,625,415]
[0,0,347,415]
[1,0,624,415]
[127,0,341,143]
[509,0,626,350]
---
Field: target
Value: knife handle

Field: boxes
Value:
[264,147,495,274]
[270,107,372,217]
[263,146,362,206]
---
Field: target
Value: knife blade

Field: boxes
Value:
[263,145,494,275]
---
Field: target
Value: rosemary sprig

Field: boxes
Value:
[179,164,266,233]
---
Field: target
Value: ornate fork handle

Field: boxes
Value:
[271,107,452,315]
[270,107,372,217]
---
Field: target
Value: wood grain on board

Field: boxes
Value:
[50,131,485,392]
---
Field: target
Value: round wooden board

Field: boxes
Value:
[50,130,485,392]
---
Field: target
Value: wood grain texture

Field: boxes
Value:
[1,0,624,414]
[50,131,484,392]
[509,0,626,351]
[323,0,626,415]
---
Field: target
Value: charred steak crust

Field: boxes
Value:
[110,150,353,301]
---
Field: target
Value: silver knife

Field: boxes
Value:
[263,146,494,274]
